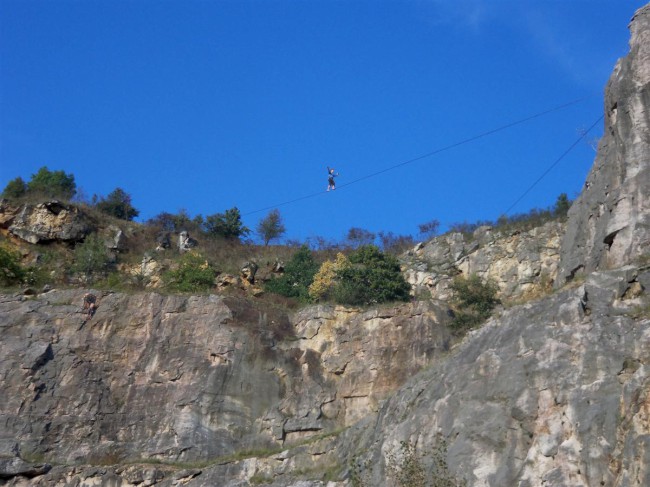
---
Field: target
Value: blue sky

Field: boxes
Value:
[0,0,644,244]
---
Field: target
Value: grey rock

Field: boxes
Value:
[4,201,93,244]
[156,231,171,250]
[179,231,198,252]
[557,4,650,284]
[0,456,51,479]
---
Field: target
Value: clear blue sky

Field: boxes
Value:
[0,1,644,244]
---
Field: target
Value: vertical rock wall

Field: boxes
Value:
[557,5,650,284]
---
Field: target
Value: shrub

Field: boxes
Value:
[163,252,216,293]
[332,245,410,306]
[417,219,440,240]
[71,233,112,283]
[95,188,140,221]
[379,231,415,255]
[309,253,349,301]
[265,245,319,302]
[2,177,27,199]
[0,245,25,286]
[27,166,76,200]
[449,274,499,333]
[345,227,376,249]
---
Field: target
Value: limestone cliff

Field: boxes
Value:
[2,4,650,487]
[0,291,452,482]
[557,5,650,283]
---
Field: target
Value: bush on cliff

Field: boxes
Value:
[71,233,112,283]
[163,252,216,293]
[449,274,499,333]
[0,245,25,286]
[309,252,350,301]
[265,245,319,302]
[332,245,411,306]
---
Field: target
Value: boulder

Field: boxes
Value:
[178,231,198,252]
[3,201,93,244]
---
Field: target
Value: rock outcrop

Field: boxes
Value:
[0,200,93,244]
[557,5,650,284]
[405,221,563,301]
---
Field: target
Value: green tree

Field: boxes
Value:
[2,177,27,199]
[265,245,319,301]
[95,188,140,221]
[71,233,111,283]
[148,209,202,233]
[554,193,571,218]
[449,274,500,333]
[205,207,249,240]
[27,166,76,200]
[257,209,286,246]
[333,245,411,306]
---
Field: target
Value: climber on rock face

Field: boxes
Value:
[82,293,97,320]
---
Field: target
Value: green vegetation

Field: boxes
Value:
[27,166,77,200]
[268,244,411,306]
[333,245,411,306]
[265,245,319,302]
[2,166,76,201]
[95,187,140,221]
[256,209,286,246]
[1,176,27,199]
[345,227,376,248]
[309,252,349,301]
[378,231,416,255]
[449,274,500,333]
[205,207,249,240]
[418,219,440,240]
[163,252,217,293]
[0,244,25,286]
[448,193,573,237]
[147,209,204,234]
[71,233,112,283]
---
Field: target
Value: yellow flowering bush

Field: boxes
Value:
[308,253,349,301]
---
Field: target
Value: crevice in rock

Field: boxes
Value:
[603,229,621,250]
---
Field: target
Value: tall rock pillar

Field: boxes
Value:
[557,4,650,284]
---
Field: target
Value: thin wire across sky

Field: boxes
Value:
[243,97,600,219]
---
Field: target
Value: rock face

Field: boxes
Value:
[405,221,563,301]
[557,5,650,284]
[0,200,93,244]
[350,266,650,487]
[0,291,451,474]
[2,5,650,487]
